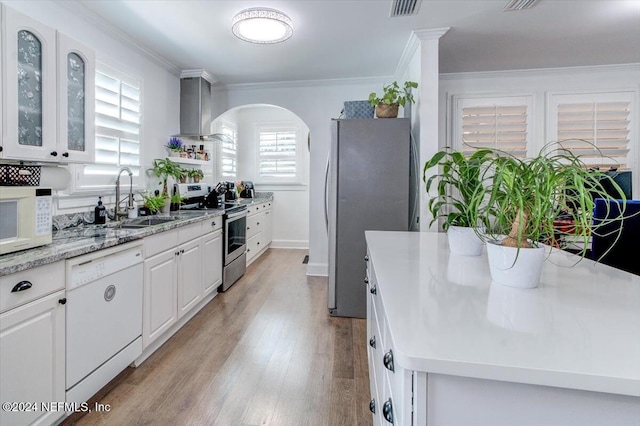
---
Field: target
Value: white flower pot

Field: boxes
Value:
[486,241,546,289]
[447,226,483,256]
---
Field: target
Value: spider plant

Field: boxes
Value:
[482,141,627,257]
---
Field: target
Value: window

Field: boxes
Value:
[71,63,142,191]
[257,128,297,180]
[219,124,237,181]
[548,91,635,170]
[452,95,533,158]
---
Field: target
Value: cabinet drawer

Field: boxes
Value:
[178,222,202,244]
[144,229,178,258]
[0,261,65,314]
[246,214,259,239]
[201,216,222,233]
[247,205,261,216]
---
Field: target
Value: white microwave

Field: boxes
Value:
[0,187,53,255]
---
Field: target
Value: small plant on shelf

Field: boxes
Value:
[188,169,204,183]
[166,137,183,156]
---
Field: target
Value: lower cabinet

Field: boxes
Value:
[201,229,223,296]
[177,237,202,318]
[0,290,66,426]
[246,201,272,265]
[143,248,178,347]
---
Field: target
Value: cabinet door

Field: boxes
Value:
[0,290,65,426]
[201,230,222,297]
[246,233,260,264]
[143,249,178,348]
[2,7,57,161]
[177,238,202,319]
[263,208,273,246]
[57,33,95,163]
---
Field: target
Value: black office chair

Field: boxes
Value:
[592,198,640,276]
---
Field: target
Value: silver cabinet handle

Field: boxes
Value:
[369,336,376,348]
[382,399,393,423]
[364,277,369,284]
[383,349,394,372]
[370,286,376,295]
[369,399,376,414]
[11,281,32,292]
[364,255,369,262]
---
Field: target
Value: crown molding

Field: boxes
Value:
[394,28,451,79]
[215,75,391,92]
[440,63,640,81]
[53,0,182,77]
[180,69,217,84]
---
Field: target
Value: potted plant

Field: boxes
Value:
[481,142,627,288]
[166,137,183,157]
[368,81,418,118]
[147,158,183,212]
[188,168,204,183]
[423,148,493,256]
[170,193,183,211]
[140,191,166,215]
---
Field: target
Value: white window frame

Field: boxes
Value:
[451,93,535,157]
[67,61,143,195]
[254,123,304,185]
[217,121,237,182]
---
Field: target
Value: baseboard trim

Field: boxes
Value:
[271,239,309,249]
[306,262,328,277]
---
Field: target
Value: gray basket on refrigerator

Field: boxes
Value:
[342,100,374,119]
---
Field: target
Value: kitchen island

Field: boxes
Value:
[365,231,640,425]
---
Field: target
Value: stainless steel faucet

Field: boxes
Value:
[115,167,134,220]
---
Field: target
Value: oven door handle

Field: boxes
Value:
[226,210,247,220]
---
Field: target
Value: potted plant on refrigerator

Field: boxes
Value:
[424,148,493,256]
[481,141,627,289]
[368,81,418,118]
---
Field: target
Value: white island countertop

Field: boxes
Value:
[365,231,640,397]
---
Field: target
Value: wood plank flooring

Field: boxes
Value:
[67,249,372,426]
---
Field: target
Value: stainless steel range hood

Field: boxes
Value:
[179,70,220,141]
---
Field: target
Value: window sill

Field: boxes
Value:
[255,182,307,192]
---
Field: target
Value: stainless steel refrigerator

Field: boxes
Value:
[325,118,415,318]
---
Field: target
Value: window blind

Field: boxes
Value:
[556,101,631,169]
[78,68,141,188]
[258,130,296,178]
[461,105,528,157]
[220,125,237,180]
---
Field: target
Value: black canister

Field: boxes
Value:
[94,196,107,224]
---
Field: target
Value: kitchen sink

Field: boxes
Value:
[117,217,178,228]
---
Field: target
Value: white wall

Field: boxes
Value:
[3,1,180,214]
[216,105,310,248]
[439,64,640,199]
[213,78,388,276]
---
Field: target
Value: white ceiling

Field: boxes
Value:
[75,0,640,85]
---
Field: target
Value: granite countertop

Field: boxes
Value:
[365,230,640,397]
[0,209,225,276]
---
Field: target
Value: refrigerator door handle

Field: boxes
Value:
[324,153,330,234]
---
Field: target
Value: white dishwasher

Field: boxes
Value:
[66,241,143,404]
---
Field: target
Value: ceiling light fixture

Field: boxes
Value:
[232,7,293,44]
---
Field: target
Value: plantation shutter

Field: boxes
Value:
[220,125,237,180]
[258,130,297,178]
[454,95,532,158]
[77,65,141,188]
[555,100,632,170]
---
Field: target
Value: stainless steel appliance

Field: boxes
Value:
[240,181,255,198]
[224,181,237,201]
[325,118,414,318]
[220,204,247,291]
[174,183,209,209]
[65,242,143,404]
[0,187,52,255]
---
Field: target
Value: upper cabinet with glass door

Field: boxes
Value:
[1,6,57,162]
[56,33,95,163]
[1,5,95,164]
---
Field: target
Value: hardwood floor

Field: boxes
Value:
[68,249,372,426]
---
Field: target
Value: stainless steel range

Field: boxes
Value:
[220,203,247,291]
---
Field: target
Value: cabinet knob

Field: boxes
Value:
[369,335,376,348]
[364,277,369,285]
[211,221,216,227]
[180,249,185,254]
[383,349,394,372]
[257,222,260,225]
[62,152,69,158]
[11,281,32,292]
[175,251,180,256]
[58,298,67,305]
[370,286,376,295]
[50,151,58,157]
[0,146,3,152]
[364,255,369,262]
[382,399,393,423]
[369,398,376,414]
[247,227,251,230]
[257,242,260,245]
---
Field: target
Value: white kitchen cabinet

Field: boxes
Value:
[2,6,58,162]
[246,201,272,266]
[202,229,223,297]
[177,237,202,318]
[1,5,95,163]
[0,259,66,426]
[263,207,272,246]
[56,33,95,164]
[143,248,178,348]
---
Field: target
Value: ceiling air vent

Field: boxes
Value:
[503,0,539,11]
[390,0,421,17]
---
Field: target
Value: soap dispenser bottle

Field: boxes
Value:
[94,197,106,224]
